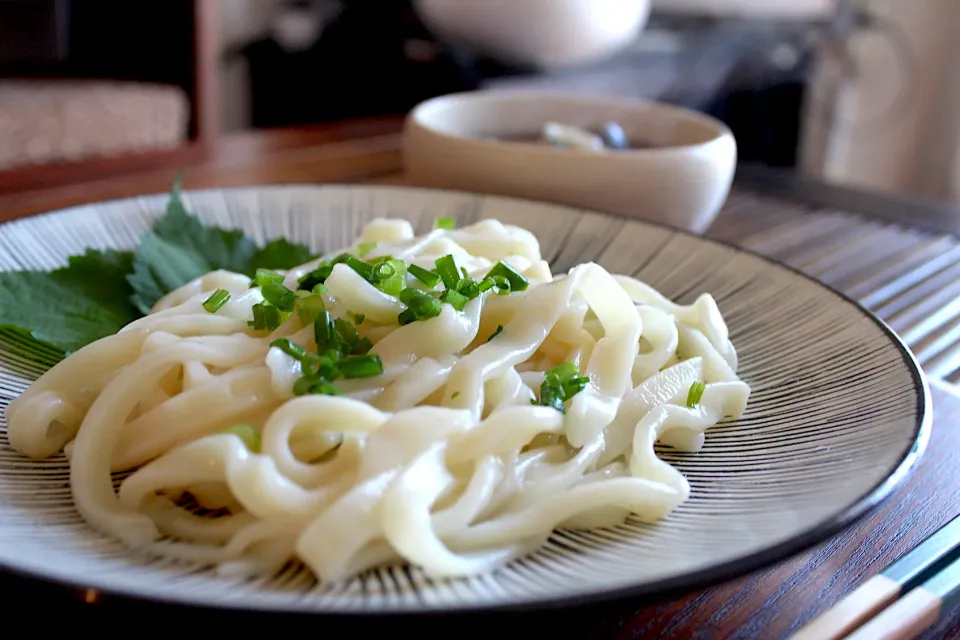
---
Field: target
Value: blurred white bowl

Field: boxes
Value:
[403,90,737,233]
[413,0,651,69]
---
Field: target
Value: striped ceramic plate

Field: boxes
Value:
[0,185,929,614]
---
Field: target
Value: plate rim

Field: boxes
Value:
[0,183,933,616]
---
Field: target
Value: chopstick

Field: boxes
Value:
[790,514,960,640]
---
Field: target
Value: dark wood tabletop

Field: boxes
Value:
[1,117,959,638]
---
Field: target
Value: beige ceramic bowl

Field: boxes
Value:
[403,90,737,233]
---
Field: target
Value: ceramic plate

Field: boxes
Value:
[0,185,930,614]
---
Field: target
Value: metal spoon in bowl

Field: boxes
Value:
[541,121,629,151]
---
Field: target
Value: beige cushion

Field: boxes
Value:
[0,80,189,170]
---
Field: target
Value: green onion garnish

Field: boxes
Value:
[221,424,261,453]
[342,255,374,280]
[295,293,325,325]
[536,374,566,413]
[434,254,462,290]
[477,277,497,294]
[434,217,456,230]
[487,324,503,342]
[261,282,296,312]
[373,262,395,280]
[686,381,706,408]
[563,375,591,399]
[300,353,338,380]
[314,310,336,350]
[270,338,308,361]
[298,264,333,291]
[451,391,460,399]
[337,354,384,379]
[202,289,231,313]
[376,259,407,296]
[248,302,288,331]
[312,283,329,295]
[252,268,284,288]
[548,362,580,383]
[490,275,512,295]
[354,337,373,355]
[485,261,529,292]
[293,378,342,396]
[409,264,442,288]
[456,278,481,299]
[352,312,365,326]
[441,288,469,311]
[334,317,360,349]
[357,242,376,257]
[533,362,590,413]
[398,288,443,325]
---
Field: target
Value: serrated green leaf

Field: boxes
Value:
[126,180,315,313]
[0,249,139,355]
[251,239,317,271]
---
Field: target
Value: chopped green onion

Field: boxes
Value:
[441,288,469,311]
[366,253,394,264]
[314,310,336,350]
[460,267,470,278]
[261,282,296,312]
[312,283,329,295]
[451,391,460,399]
[686,381,706,408]
[351,312,366,326]
[487,324,503,342]
[453,276,478,295]
[357,242,376,258]
[252,268,284,288]
[221,424,261,453]
[398,288,443,325]
[338,354,384,379]
[563,375,591,399]
[409,264,442,288]
[373,262,396,280]
[300,353,338,380]
[270,338,307,360]
[298,264,333,291]
[536,374,566,413]
[376,259,407,296]
[248,303,288,331]
[547,362,580,381]
[340,255,374,281]
[434,217,456,230]
[202,289,231,313]
[533,362,590,413]
[293,378,342,396]
[295,293,325,325]
[490,275,512,295]
[354,337,373,355]
[334,317,360,349]
[477,277,497,294]
[434,254,462,290]
[484,261,529,292]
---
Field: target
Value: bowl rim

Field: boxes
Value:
[405,89,736,157]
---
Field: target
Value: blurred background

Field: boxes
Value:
[1,0,958,205]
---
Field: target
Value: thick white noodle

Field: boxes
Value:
[5,216,750,583]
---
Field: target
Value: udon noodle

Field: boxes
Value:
[5,217,750,582]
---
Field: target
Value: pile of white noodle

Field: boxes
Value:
[5,218,750,582]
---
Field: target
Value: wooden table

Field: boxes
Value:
[1,118,959,639]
